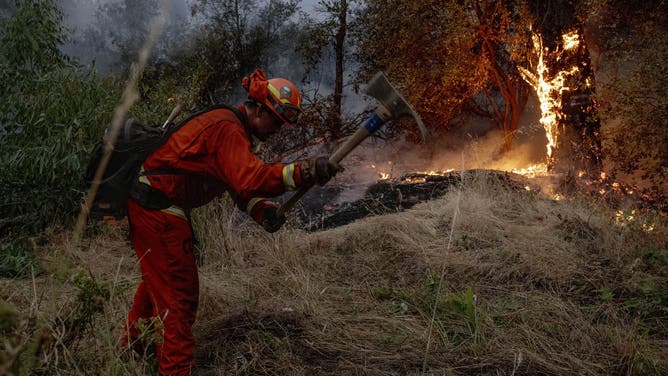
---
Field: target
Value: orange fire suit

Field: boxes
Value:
[123,105,305,375]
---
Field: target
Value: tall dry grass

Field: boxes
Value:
[1,170,666,375]
[188,170,666,375]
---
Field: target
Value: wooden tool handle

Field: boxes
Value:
[276,182,313,218]
[329,126,371,163]
[277,126,372,218]
[162,103,182,128]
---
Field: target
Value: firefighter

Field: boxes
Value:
[121,68,340,375]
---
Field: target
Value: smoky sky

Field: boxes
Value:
[58,0,330,75]
[59,0,320,34]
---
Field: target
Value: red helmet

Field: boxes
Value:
[242,68,302,124]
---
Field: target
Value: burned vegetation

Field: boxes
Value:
[297,170,539,231]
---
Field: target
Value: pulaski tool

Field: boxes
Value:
[277,72,429,217]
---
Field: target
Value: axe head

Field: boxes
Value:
[365,72,431,142]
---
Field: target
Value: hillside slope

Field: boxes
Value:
[1,171,666,375]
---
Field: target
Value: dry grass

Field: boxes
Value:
[2,170,667,375]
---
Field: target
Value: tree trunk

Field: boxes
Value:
[330,0,347,140]
[472,0,527,153]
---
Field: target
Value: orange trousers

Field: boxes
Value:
[125,199,198,376]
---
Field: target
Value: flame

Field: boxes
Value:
[416,169,454,175]
[642,223,655,233]
[511,163,548,178]
[614,209,654,232]
[519,31,581,166]
[562,31,580,50]
[403,177,426,183]
[379,172,390,180]
[615,209,636,224]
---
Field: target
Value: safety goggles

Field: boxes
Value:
[267,95,301,124]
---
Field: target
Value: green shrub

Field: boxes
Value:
[373,273,481,345]
[0,238,41,277]
[0,67,121,235]
[0,0,176,250]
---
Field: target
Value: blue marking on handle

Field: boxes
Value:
[363,113,385,134]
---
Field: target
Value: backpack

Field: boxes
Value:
[83,104,243,220]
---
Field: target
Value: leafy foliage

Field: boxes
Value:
[0,270,113,375]
[583,0,668,195]
[355,0,488,138]
[373,275,481,345]
[0,66,120,237]
[0,1,182,247]
[71,270,111,331]
[0,2,116,236]
[185,0,301,105]
[0,0,68,71]
[0,239,41,277]
[600,39,668,193]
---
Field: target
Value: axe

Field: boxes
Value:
[276,72,429,218]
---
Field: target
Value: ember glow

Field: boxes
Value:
[511,163,548,178]
[370,162,394,180]
[418,169,455,175]
[519,31,581,167]
[614,209,654,233]
[562,31,580,50]
[399,169,453,183]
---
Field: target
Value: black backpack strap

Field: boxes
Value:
[129,180,172,210]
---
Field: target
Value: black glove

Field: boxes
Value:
[301,156,343,186]
[261,204,286,233]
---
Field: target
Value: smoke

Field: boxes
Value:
[58,0,191,71]
[326,94,548,203]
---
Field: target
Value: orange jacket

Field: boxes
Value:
[140,105,304,222]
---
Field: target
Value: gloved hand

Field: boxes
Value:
[301,156,343,186]
[261,203,286,233]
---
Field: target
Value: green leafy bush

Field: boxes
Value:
[0,239,41,277]
[0,0,176,252]
[0,1,122,274]
[373,274,481,345]
[1,67,120,234]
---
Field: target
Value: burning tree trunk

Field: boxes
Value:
[559,41,602,177]
[518,29,602,176]
[518,0,602,177]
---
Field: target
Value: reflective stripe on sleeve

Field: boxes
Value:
[282,163,296,190]
[246,197,264,214]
